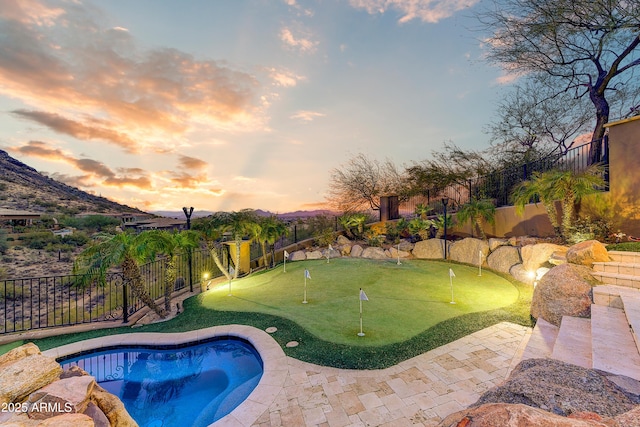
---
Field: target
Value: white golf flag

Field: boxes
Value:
[305,269,311,279]
[359,288,369,301]
[449,268,456,278]
[329,244,333,251]
[284,250,289,259]
[229,266,235,276]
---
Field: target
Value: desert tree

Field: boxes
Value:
[477,0,640,165]
[327,153,406,213]
[486,76,594,166]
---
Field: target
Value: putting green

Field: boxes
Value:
[201,258,519,346]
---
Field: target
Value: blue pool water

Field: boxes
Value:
[60,338,263,427]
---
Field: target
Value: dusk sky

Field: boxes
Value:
[0,0,512,214]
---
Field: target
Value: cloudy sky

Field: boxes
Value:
[0,0,509,214]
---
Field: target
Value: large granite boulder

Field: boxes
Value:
[27,376,96,419]
[336,235,351,246]
[350,244,364,258]
[412,239,446,259]
[289,250,306,261]
[0,352,62,406]
[473,358,640,417]
[449,238,489,265]
[488,238,509,252]
[438,403,615,427]
[389,247,411,259]
[397,240,415,252]
[90,385,138,427]
[530,263,599,326]
[40,413,96,426]
[487,246,522,274]
[322,248,341,259]
[361,247,388,259]
[566,240,610,267]
[510,263,534,284]
[306,250,323,260]
[521,243,568,271]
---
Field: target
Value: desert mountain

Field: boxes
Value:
[0,149,145,216]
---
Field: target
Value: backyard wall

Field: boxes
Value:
[451,203,556,238]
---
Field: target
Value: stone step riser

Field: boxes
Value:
[591,272,640,289]
[608,251,640,264]
[593,262,640,276]
[551,317,592,369]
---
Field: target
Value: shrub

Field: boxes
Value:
[314,227,335,247]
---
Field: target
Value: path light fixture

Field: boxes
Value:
[442,197,449,260]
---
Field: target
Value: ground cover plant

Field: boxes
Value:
[8,259,533,369]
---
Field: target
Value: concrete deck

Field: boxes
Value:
[44,322,531,427]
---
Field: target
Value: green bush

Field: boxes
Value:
[314,227,335,247]
[606,242,640,252]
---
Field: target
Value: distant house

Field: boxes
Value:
[123,217,187,232]
[52,227,74,237]
[75,212,154,225]
[0,208,42,227]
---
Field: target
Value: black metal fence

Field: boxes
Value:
[1,248,223,334]
[400,139,607,216]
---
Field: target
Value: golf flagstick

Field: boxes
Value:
[358,288,368,336]
[228,266,235,296]
[303,268,311,303]
[283,250,289,272]
[449,268,456,304]
[478,250,483,276]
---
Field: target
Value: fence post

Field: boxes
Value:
[122,281,129,324]
[188,248,193,293]
[294,225,298,243]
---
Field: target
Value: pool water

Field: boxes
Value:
[60,338,263,427]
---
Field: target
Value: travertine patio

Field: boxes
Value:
[44,321,531,427]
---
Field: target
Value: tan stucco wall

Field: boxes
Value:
[451,202,556,238]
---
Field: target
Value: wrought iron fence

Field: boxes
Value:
[400,140,607,216]
[1,248,223,334]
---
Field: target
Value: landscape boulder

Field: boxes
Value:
[509,263,534,284]
[487,246,521,274]
[389,247,411,259]
[449,238,489,265]
[438,403,615,427]
[488,238,508,252]
[323,248,341,259]
[530,263,599,326]
[361,247,388,259]
[350,244,364,258]
[339,244,352,256]
[336,235,351,246]
[412,239,446,259]
[305,250,323,260]
[27,376,96,419]
[566,240,610,267]
[397,240,415,252]
[521,243,567,271]
[473,358,640,418]
[0,353,62,406]
[289,250,306,261]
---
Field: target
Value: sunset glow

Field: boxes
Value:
[0,0,504,213]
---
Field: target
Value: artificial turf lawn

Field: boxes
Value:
[202,258,519,346]
[13,259,533,369]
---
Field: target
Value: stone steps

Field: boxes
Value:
[591,304,640,381]
[592,250,640,289]
[521,282,640,380]
[551,316,592,369]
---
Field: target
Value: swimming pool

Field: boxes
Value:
[60,338,263,427]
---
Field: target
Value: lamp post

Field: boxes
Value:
[442,197,449,260]
[182,207,194,230]
[182,207,194,292]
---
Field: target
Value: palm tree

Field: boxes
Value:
[256,216,289,268]
[432,213,453,239]
[192,214,232,281]
[339,213,368,239]
[512,165,606,240]
[456,198,496,240]
[74,231,166,319]
[414,203,431,219]
[141,230,200,312]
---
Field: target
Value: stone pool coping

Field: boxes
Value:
[42,324,287,427]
